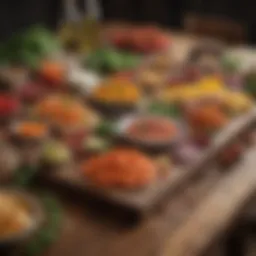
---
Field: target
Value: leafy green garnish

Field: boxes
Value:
[244,72,256,97]
[148,101,181,118]
[0,25,61,68]
[85,47,141,74]
[95,120,117,137]
[13,165,39,187]
[221,55,240,73]
[23,194,63,256]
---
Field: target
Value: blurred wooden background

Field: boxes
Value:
[0,0,254,43]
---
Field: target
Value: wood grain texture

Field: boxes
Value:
[163,144,256,256]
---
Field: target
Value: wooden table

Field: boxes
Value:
[42,34,256,256]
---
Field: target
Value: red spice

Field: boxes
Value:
[39,61,66,85]
[127,117,177,142]
[186,105,228,132]
[82,149,157,188]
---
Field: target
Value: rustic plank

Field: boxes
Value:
[163,143,256,256]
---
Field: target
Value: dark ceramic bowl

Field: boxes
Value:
[115,114,185,154]
[0,189,44,252]
[88,99,138,119]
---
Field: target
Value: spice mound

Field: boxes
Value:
[186,105,228,131]
[82,149,157,188]
[0,193,32,239]
[91,79,140,105]
[14,122,48,139]
[126,117,178,142]
[36,95,99,131]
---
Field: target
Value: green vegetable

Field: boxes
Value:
[95,120,117,137]
[221,55,240,73]
[42,140,72,165]
[102,48,123,73]
[21,25,61,57]
[10,148,63,256]
[85,48,141,74]
[23,194,63,256]
[84,136,111,153]
[13,165,39,187]
[148,102,181,118]
[122,52,140,70]
[244,71,256,98]
[0,25,61,68]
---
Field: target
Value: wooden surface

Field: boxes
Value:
[163,144,256,256]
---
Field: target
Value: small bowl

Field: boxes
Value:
[115,114,184,153]
[0,189,44,252]
[89,99,138,119]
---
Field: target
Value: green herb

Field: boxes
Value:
[84,136,111,153]
[148,101,181,118]
[85,48,141,74]
[95,120,117,137]
[13,165,39,187]
[0,25,61,68]
[221,55,240,73]
[244,72,256,98]
[23,194,63,256]
[11,155,63,256]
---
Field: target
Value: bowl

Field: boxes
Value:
[115,114,184,153]
[0,189,44,252]
[89,99,138,119]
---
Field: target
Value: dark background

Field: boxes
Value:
[0,0,255,43]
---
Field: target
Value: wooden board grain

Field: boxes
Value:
[163,142,256,256]
[42,108,256,214]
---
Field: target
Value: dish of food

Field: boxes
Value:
[0,190,42,243]
[85,47,141,75]
[0,193,32,239]
[184,104,229,146]
[37,60,67,85]
[105,26,170,54]
[81,149,157,188]
[91,78,140,105]
[115,115,182,154]
[13,121,48,139]
[124,116,178,142]
[42,140,72,167]
[36,95,99,132]
[161,76,226,103]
